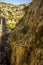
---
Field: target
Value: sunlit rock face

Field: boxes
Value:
[0,16,7,37]
[0,2,30,29]
[0,17,3,37]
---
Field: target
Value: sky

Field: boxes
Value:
[0,0,32,5]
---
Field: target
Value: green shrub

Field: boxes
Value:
[21,25,29,34]
[8,11,12,15]
[0,8,3,14]
[37,26,43,38]
[8,11,14,20]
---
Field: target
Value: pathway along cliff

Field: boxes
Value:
[0,0,43,65]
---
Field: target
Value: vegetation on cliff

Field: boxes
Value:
[0,2,30,29]
[10,0,43,65]
[0,0,43,65]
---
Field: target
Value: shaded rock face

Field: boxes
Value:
[10,0,43,65]
[0,17,11,65]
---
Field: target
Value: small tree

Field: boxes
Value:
[0,8,3,15]
[8,11,14,21]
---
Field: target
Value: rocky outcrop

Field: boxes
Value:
[0,2,30,29]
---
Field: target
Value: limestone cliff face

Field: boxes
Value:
[0,2,30,29]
